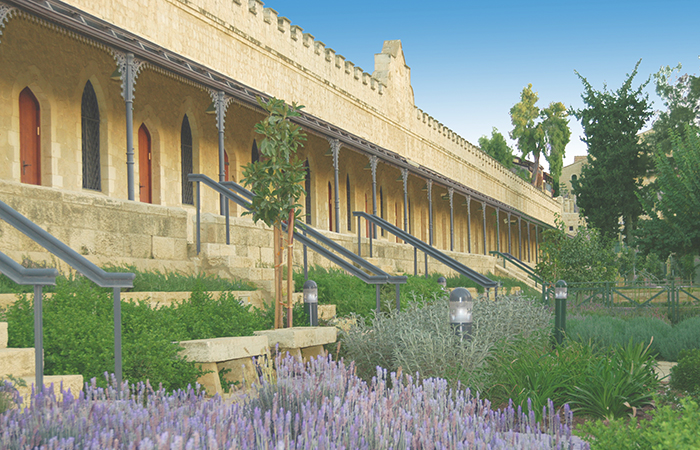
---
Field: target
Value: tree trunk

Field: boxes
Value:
[530,151,541,186]
[287,210,294,328]
[274,226,282,329]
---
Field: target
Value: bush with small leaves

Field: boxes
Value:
[670,349,700,394]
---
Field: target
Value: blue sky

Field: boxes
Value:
[262,0,700,169]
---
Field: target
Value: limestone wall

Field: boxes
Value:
[60,0,559,225]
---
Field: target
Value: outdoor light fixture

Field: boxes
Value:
[110,69,121,81]
[437,276,447,289]
[449,287,473,342]
[303,279,318,327]
[554,280,568,345]
[205,102,216,115]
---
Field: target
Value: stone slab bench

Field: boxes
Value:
[254,327,337,363]
[178,335,269,395]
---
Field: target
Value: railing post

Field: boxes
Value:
[33,284,43,392]
[425,252,428,278]
[196,181,201,255]
[357,215,361,257]
[396,283,401,311]
[414,247,417,276]
[114,287,122,389]
[225,198,230,245]
[303,227,308,281]
[376,284,381,315]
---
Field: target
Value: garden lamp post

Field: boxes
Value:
[449,287,473,342]
[554,280,567,345]
[303,279,318,326]
[437,276,447,290]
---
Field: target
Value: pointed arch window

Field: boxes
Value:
[181,115,194,205]
[81,81,101,191]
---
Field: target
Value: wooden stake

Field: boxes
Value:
[287,211,295,328]
[273,226,281,329]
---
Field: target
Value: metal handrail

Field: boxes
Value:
[0,200,134,388]
[0,251,58,390]
[0,201,134,289]
[490,251,543,285]
[353,211,498,291]
[189,174,407,312]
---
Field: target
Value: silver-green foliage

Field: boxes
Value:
[340,293,551,388]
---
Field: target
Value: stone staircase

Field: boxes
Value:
[493,263,541,292]
[0,322,83,407]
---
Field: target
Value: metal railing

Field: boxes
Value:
[188,174,407,312]
[490,251,543,286]
[541,280,700,323]
[353,211,498,295]
[0,200,134,386]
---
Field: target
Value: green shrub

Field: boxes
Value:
[624,316,672,357]
[569,340,659,420]
[582,397,700,449]
[0,376,24,414]
[566,315,628,348]
[293,266,447,319]
[659,315,700,361]
[670,349,700,394]
[5,279,267,391]
[339,294,551,390]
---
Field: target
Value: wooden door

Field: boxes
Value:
[19,88,41,185]
[138,124,152,203]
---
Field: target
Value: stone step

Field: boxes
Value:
[0,322,7,349]
[16,375,83,408]
[0,348,36,378]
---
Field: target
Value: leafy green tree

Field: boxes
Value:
[478,127,514,168]
[510,84,571,194]
[242,97,307,328]
[636,126,700,259]
[570,61,653,241]
[536,218,618,283]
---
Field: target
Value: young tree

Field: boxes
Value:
[478,127,514,168]
[242,97,307,329]
[536,218,619,283]
[509,84,571,193]
[570,61,653,241]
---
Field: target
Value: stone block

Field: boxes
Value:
[0,322,7,348]
[18,374,83,407]
[178,335,269,363]
[217,356,260,388]
[196,362,222,396]
[301,345,326,363]
[318,305,336,320]
[152,235,175,260]
[0,348,35,378]
[254,326,337,349]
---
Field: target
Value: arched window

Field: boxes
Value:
[346,175,352,232]
[571,174,577,182]
[81,81,100,190]
[20,87,41,185]
[304,160,311,224]
[181,115,193,205]
[252,140,260,163]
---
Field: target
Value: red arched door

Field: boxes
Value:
[19,88,41,185]
[138,124,152,203]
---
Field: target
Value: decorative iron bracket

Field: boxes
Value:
[113,51,145,101]
[0,2,18,43]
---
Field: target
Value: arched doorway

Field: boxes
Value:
[138,124,152,203]
[19,87,41,185]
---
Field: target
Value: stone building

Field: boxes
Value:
[0,0,559,295]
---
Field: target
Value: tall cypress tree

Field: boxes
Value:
[570,61,653,241]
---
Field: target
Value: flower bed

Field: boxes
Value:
[0,356,587,449]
